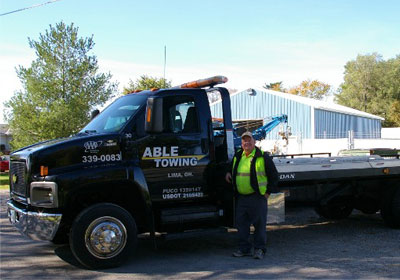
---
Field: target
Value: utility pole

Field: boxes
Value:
[163,45,167,88]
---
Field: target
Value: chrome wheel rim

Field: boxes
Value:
[85,216,127,259]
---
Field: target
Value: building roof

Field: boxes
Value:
[212,88,384,121]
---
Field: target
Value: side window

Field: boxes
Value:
[163,96,200,133]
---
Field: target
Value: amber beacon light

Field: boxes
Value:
[173,75,228,89]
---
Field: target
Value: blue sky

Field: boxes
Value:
[1,0,400,123]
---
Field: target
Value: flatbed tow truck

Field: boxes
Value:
[7,76,400,269]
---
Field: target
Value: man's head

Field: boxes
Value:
[241,132,255,155]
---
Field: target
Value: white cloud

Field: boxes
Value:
[1,45,347,123]
[0,48,34,123]
[98,58,263,93]
[98,53,345,95]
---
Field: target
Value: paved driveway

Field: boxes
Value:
[1,189,399,279]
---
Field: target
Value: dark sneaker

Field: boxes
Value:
[232,249,252,257]
[253,249,265,259]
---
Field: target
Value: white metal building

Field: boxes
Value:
[210,88,384,139]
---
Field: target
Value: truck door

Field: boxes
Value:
[140,91,212,203]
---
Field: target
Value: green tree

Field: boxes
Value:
[4,22,118,150]
[388,100,400,126]
[380,56,400,126]
[336,53,382,112]
[263,81,286,92]
[288,79,331,100]
[336,53,400,126]
[122,75,171,94]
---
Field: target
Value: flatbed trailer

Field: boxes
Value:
[275,155,400,224]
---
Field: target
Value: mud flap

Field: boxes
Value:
[267,192,285,224]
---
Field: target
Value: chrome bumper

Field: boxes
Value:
[7,200,62,241]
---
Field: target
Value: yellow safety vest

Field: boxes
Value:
[232,148,268,195]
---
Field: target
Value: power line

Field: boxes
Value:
[0,0,63,17]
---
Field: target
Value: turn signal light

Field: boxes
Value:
[383,168,390,175]
[146,107,152,122]
[40,166,49,176]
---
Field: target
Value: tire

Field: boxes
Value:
[315,197,354,220]
[69,203,137,269]
[381,187,400,229]
[360,209,379,215]
[355,195,380,215]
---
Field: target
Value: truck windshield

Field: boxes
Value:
[80,94,147,134]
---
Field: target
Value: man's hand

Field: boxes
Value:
[225,172,232,183]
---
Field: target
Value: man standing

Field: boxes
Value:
[225,132,278,259]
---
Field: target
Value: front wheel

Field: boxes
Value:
[69,203,137,269]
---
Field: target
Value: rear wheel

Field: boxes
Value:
[315,196,354,220]
[355,195,380,215]
[69,203,137,269]
[381,187,400,229]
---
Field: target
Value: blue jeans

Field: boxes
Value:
[235,193,268,253]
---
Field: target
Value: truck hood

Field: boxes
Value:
[11,133,123,176]
[13,136,79,155]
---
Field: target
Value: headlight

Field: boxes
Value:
[30,182,58,208]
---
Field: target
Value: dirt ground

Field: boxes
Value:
[1,189,399,279]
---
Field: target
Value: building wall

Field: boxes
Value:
[210,89,382,140]
[0,124,12,153]
[210,89,312,139]
[381,127,400,139]
[0,134,12,153]
[314,109,382,139]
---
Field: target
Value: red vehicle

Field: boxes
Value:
[0,156,9,172]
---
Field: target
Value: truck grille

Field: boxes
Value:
[10,161,27,197]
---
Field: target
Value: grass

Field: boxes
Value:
[0,172,9,190]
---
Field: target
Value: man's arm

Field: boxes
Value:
[264,153,279,194]
[225,172,232,183]
[226,149,241,184]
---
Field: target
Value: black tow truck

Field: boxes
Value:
[7,76,400,269]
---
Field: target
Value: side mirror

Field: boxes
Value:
[145,97,164,133]
[91,109,100,120]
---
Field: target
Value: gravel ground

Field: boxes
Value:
[1,189,399,279]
